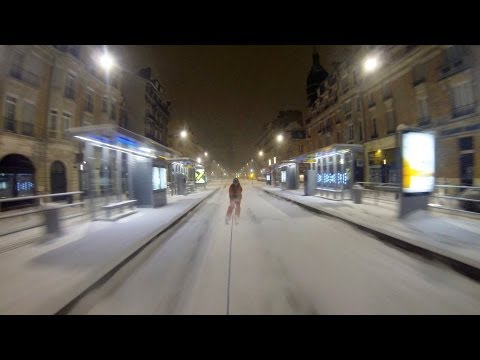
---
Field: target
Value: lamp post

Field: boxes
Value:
[96,49,118,206]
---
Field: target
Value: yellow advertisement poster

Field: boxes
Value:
[402,132,435,193]
[195,168,206,184]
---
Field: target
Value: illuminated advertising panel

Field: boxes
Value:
[152,167,161,190]
[152,167,167,190]
[402,131,435,193]
[281,170,287,183]
[195,168,206,184]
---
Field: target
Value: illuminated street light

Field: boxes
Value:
[259,150,263,156]
[99,51,115,73]
[204,152,208,157]
[364,56,379,73]
[277,134,284,142]
[180,130,187,138]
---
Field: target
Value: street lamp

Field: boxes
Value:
[258,150,263,156]
[363,56,379,73]
[276,134,284,142]
[99,51,115,73]
[180,130,187,139]
[204,152,208,157]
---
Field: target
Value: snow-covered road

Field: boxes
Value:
[68,183,480,314]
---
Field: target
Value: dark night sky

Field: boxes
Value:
[113,45,351,171]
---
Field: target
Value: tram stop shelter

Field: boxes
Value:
[167,158,206,195]
[68,124,180,219]
[294,144,364,200]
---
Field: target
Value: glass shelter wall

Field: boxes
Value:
[304,145,363,190]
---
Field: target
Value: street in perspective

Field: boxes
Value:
[1,45,480,315]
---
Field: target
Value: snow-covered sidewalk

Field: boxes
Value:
[0,188,219,314]
[263,186,480,273]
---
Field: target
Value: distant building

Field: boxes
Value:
[306,48,328,108]
[121,67,170,146]
[256,110,306,166]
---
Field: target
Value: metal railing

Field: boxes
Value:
[438,58,471,80]
[355,182,400,204]
[452,104,476,118]
[0,191,85,236]
[353,182,480,216]
[0,191,83,205]
[429,184,480,215]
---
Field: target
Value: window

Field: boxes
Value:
[383,83,392,100]
[358,121,363,141]
[451,82,475,118]
[343,100,352,114]
[22,102,35,136]
[102,96,108,112]
[367,92,375,107]
[85,90,94,113]
[356,97,361,112]
[341,76,349,93]
[110,101,117,120]
[9,50,24,80]
[348,123,354,141]
[24,55,41,86]
[336,113,341,124]
[417,98,429,125]
[49,110,58,132]
[445,45,464,65]
[326,118,332,132]
[4,96,17,132]
[371,117,377,138]
[413,63,426,85]
[459,137,473,151]
[62,112,72,138]
[386,110,396,134]
[64,73,75,100]
[120,109,128,128]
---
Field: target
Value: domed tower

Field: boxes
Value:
[306,48,328,107]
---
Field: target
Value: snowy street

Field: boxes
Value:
[67,182,480,315]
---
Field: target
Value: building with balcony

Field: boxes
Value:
[121,67,170,146]
[304,45,480,186]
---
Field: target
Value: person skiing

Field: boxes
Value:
[225,177,243,224]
